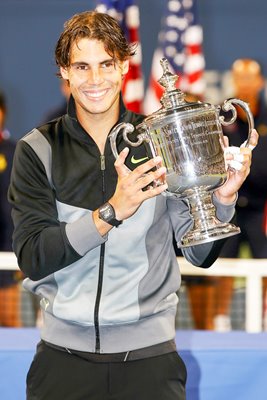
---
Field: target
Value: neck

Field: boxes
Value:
[77,101,120,154]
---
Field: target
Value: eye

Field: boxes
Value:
[76,64,88,71]
[101,60,116,70]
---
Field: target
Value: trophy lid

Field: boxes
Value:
[158,57,187,109]
[140,58,212,129]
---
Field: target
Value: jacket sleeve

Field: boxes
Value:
[167,194,236,268]
[8,138,105,281]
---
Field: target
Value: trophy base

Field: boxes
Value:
[178,223,240,248]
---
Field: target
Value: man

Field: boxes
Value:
[214,58,267,331]
[8,12,257,400]
[0,91,21,327]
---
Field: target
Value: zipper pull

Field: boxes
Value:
[100,155,105,171]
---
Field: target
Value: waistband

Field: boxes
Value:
[42,339,177,363]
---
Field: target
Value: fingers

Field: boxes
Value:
[213,130,258,204]
[224,145,251,172]
[135,166,167,191]
[224,146,243,171]
[133,157,168,194]
[115,149,166,186]
[224,128,259,172]
[115,148,168,193]
[220,135,229,149]
[111,150,168,221]
[131,155,163,176]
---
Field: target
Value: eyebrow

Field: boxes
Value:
[71,58,116,67]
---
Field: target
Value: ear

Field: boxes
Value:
[121,60,129,75]
[60,66,69,80]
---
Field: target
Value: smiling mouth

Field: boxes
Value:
[84,89,109,100]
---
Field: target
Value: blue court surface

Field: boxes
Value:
[0,328,267,400]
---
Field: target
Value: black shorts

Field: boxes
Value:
[26,341,187,400]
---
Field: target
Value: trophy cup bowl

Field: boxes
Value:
[109,58,254,247]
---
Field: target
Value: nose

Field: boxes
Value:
[88,67,104,84]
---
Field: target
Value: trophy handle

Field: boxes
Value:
[109,122,150,159]
[219,98,254,148]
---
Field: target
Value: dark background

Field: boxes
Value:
[1,0,266,139]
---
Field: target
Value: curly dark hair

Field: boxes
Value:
[55,11,136,72]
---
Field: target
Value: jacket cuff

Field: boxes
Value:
[65,212,106,256]
[212,192,237,222]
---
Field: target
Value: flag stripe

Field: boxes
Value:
[144,0,205,114]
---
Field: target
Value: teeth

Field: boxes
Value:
[85,90,107,98]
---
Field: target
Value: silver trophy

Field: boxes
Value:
[109,58,254,247]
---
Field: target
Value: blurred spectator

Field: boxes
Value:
[215,58,267,331]
[0,90,21,327]
[41,79,70,122]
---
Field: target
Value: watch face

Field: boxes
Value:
[100,203,115,222]
[102,204,114,220]
[99,202,122,227]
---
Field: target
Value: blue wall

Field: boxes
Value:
[0,0,266,139]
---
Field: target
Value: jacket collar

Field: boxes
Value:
[64,93,141,145]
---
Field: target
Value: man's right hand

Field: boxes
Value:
[93,147,167,236]
[110,147,168,222]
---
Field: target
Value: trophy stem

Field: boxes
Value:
[178,189,240,248]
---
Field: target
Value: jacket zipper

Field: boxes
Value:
[94,154,106,353]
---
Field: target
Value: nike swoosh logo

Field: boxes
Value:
[130,155,149,164]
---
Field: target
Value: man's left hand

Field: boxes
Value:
[214,128,259,205]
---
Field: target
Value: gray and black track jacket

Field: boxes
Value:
[8,97,235,353]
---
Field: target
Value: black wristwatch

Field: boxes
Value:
[98,202,122,227]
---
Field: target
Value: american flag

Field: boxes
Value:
[96,0,144,113]
[144,0,205,114]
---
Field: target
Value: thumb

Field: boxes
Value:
[241,128,259,150]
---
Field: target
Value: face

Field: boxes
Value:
[232,60,264,100]
[60,38,129,122]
